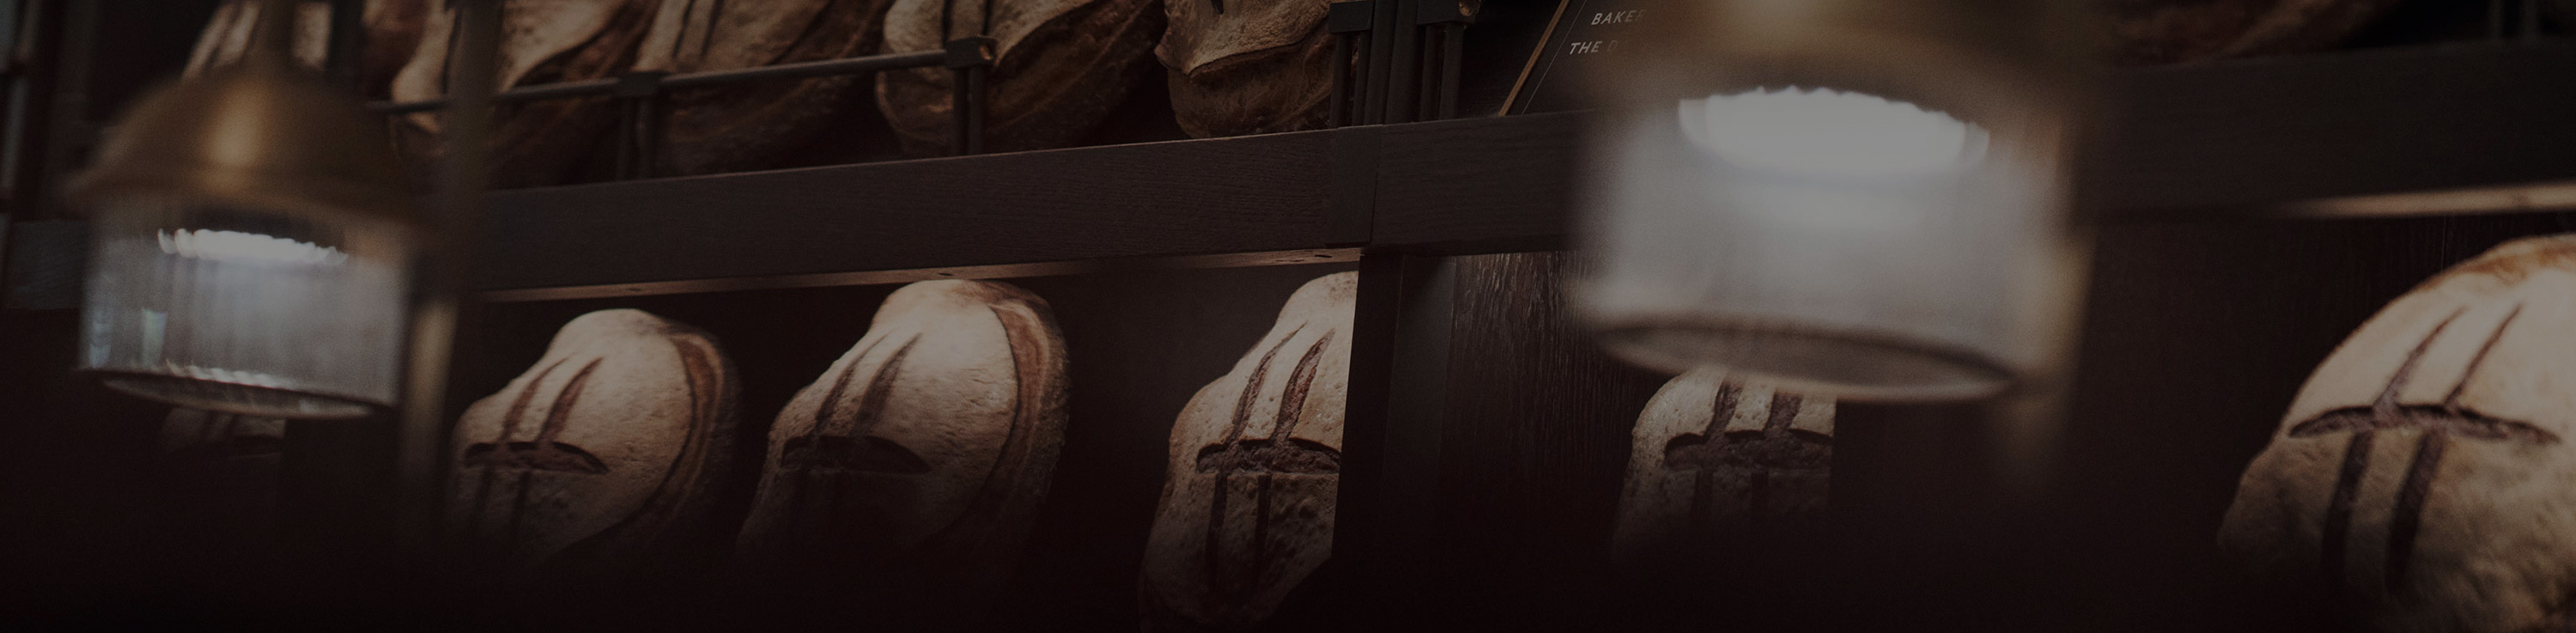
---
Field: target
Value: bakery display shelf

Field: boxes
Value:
[474,40,2576,298]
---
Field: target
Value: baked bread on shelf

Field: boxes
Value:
[876,0,1163,155]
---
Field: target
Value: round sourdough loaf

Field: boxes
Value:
[446,309,740,575]
[390,0,660,188]
[733,280,1069,592]
[2221,234,2576,632]
[1156,0,1333,137]
[185,0,428,99]
[630,0,896,175]
[875,0,1163,155]
[1139,271,1352,632]
[2106,0,2402,64]
[1612,368,1835,562]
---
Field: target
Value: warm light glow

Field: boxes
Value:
[156,228,349,266]
[1679,87,1987,180]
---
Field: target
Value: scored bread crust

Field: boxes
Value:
[1139,271,1354,631]
[732,280,1070,590]
[390,0,660,188]
[1608,369,1835,565]
[2107,0,2402,64]
[2220,235,2576,633]
[445,309,741,575]
[1157,0,1332,137]
[631,0,896,176]
[875,0,1164,155]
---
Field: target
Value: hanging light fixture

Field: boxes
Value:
[1575,0,2095,402]
[72,0,420,419]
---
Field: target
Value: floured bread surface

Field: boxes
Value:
[631,0,896,175]
[2107,0,2400,64]
[2221,234,2576,633]
[1139,271,1353,632]
[447,309,739,574]
[391,0,659,188]
[876,0,1163,155]
[734,280,1070,589]
[1610,368,1833,561]
[185,0,428,98]
[1156,0,1332,137]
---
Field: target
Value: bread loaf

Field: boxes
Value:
[2221,234,2576,632]
[185,0,428,98]
[631,0,896,175]
[875,0,1163,155]
[733,280,1069,590]
[2107,0,2401,64]
[1610,369,1833,561]
[390,0,660,188]
[1139,271,1352,632]
[159,408,289,530]
[446,309,740,574]
[1156,0,1331,137]
[161,407,288,460]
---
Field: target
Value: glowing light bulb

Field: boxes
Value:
[1679,88,1987,181]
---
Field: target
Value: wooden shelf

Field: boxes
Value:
[474,41,2576,297]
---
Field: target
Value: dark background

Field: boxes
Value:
[5,1,2576,631]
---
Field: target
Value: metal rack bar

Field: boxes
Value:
[945,36,994,156]
[1328,0,1376,127]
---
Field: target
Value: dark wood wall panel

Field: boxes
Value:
[1425,252,1670,630]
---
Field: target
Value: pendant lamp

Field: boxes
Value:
[1575,0,2095,402]
[72,0,419,419]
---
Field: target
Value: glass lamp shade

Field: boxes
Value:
[1573,0,2094,402]
[81,199,415,418]
[70,32,421,419]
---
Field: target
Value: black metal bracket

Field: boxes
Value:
[2490,0,2547,40]
[611,70,665,180]
[945,36,996,156]
[1412,0,1473,121]
[1327,0,1377,128]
